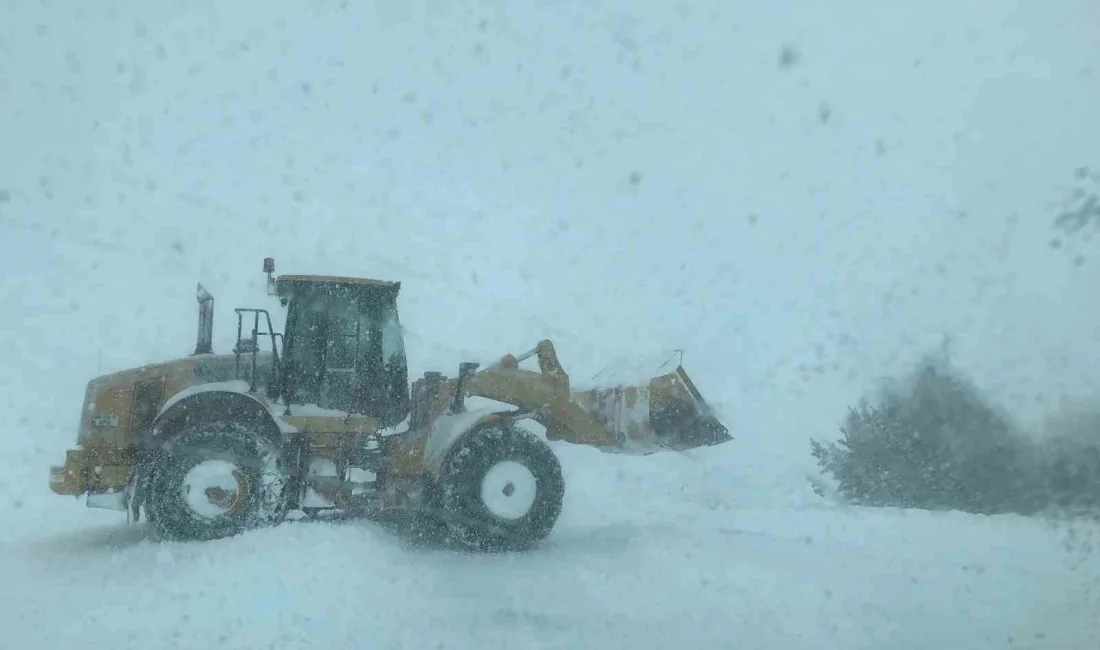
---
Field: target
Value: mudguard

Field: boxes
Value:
[420,407,518,478]
[152,380,295,440]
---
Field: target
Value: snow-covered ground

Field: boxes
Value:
[3,0,1100,648]
[3,444,1099,649]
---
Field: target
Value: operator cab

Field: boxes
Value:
[274,274,410,428]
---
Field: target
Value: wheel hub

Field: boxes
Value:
[181,459,249,519]
[480,461,537,520]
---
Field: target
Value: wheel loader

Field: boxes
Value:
[48,259,731,550]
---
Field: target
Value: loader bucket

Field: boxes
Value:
[570,362,732,453]
[463,340,731,454]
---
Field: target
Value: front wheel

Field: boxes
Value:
[435,424,565,552]
[144,421,291,542]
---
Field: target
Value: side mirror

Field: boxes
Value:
[264,257,276,296]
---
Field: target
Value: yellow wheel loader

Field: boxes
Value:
[49,259,730,550]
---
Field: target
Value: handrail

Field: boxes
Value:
[234,308,281,394]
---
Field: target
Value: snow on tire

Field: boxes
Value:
[144,421,291,542]
[435,424,565,552]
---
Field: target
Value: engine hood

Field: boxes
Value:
[77,352,275,445]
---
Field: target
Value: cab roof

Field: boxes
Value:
[275,275,402,299]
[277,274,400,287]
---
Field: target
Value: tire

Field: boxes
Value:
[144,421,291,542]
[434,424,565,552]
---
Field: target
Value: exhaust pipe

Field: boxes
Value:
[194,283,214,355]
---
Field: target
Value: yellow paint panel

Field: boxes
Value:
[89,466,132,491]
[286,415,380,435]
[93,386,134,431]
[382,429,429,477]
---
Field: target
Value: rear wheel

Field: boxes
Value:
[144,421,291,541]
[435,424,565,552]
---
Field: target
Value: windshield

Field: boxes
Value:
[282,281,409,424]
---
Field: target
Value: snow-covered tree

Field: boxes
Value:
[812,349,1040,514]
[1038,403,1100,516]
